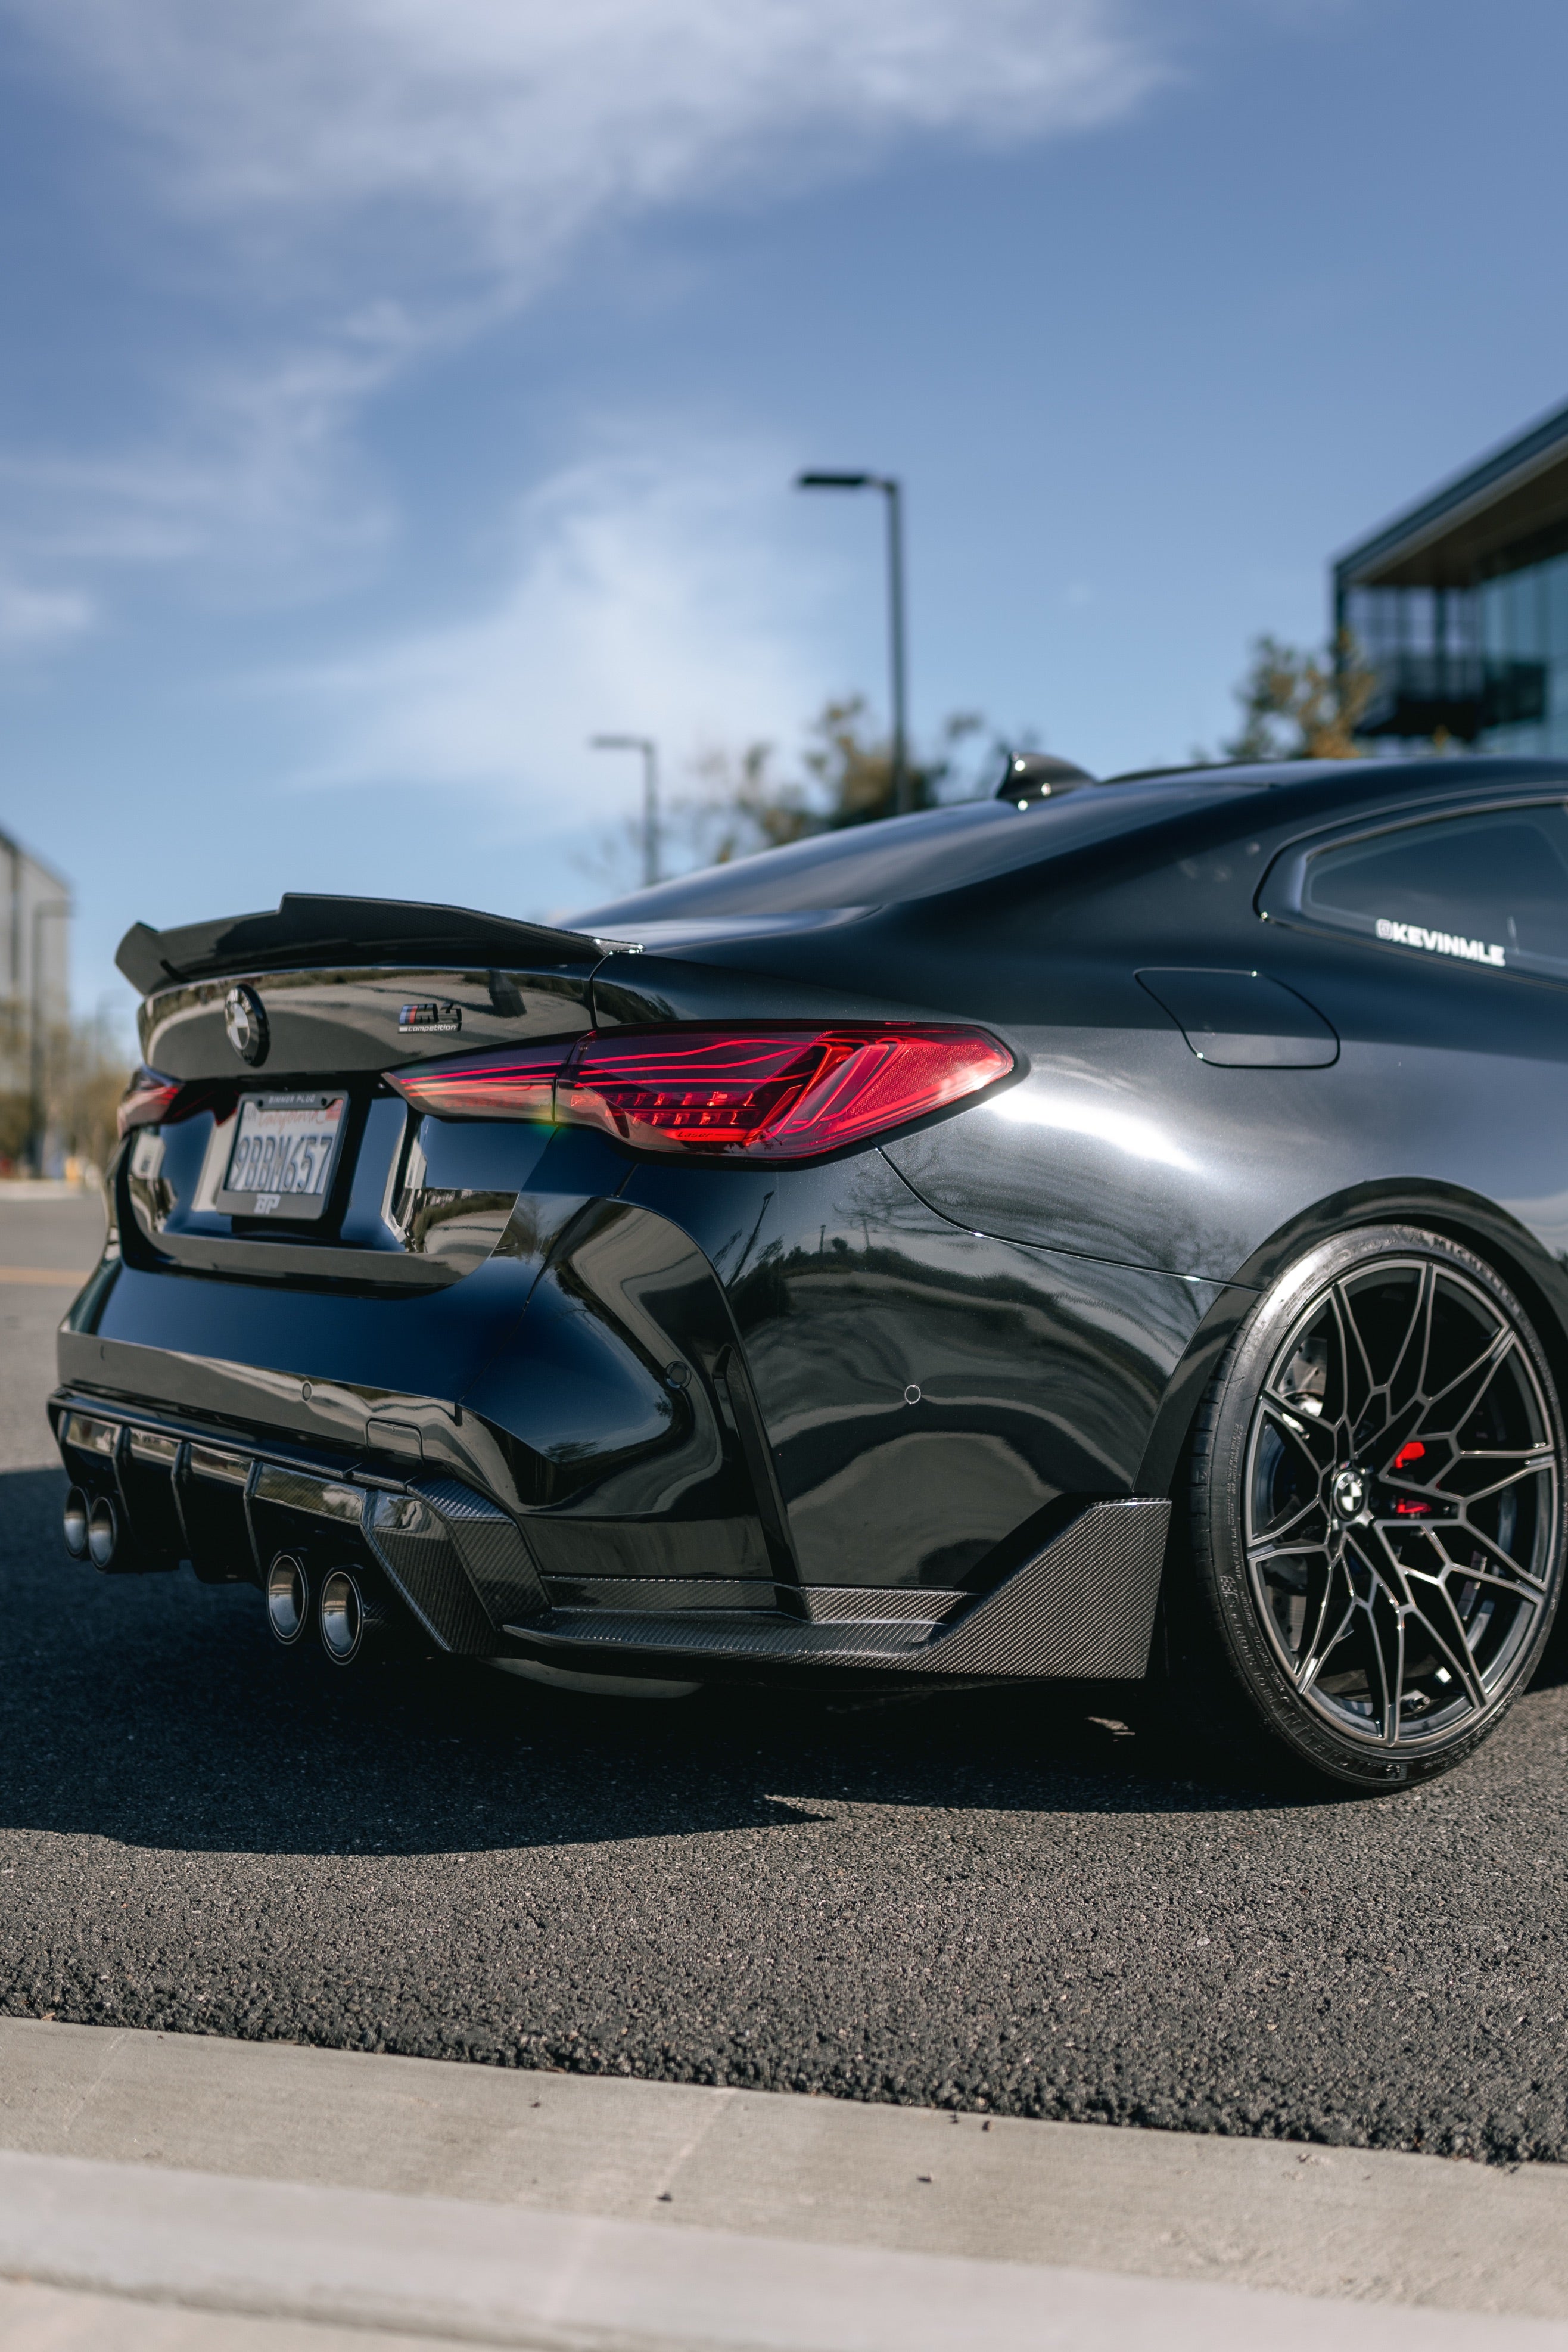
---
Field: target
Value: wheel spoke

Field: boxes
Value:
[1357,1594,1397,1743]
[1437,1520,1550,1596]
[1411,1264,1440,1403]
[1447,1558,1548,1604]
[1330,1282,1375,1424]
[1249,1486,1326,1547]
[1401,1575,1489,1711]
[1247,1537,1329,1567]
[1386,1262,1435,1415]
[1295,1560,1356,1694]
[1351,1520,1412,1610]
[1386,1606,1408,1743]
[1420,1326,1514,1442]
[1261,1390,1336,1467]
[1448,1457,1553,1507]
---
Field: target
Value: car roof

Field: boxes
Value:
[574,756,1568,927]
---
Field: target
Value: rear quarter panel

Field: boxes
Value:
[868,831,1568,1308]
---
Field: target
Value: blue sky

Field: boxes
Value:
[1,0,1565,1026]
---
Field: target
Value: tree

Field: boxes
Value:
[1219,630,1377,761]
[801,696,985,827]
[587,698,1009,888]
[55,1007,130,1174]
[686,698,992,864]
[683,739,817,866]
[0,1007,129,1178]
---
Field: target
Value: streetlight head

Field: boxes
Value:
[795,471,872,490]
[590,733,654,753]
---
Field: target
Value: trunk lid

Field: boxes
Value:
[120,895,618,1289]
[126,892,623,1079]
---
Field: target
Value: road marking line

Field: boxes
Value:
[0,1266,91,1284]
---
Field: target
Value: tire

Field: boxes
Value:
[1178,1224,1567,1790]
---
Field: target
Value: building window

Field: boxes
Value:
[1334,400,1568,758]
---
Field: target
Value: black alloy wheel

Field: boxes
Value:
[1184,1226,1566,1788]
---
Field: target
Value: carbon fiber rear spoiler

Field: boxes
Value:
[116,893,621,997]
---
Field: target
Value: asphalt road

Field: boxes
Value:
[3,1197,1567,2166]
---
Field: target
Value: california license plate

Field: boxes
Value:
[217,1092,347,1220]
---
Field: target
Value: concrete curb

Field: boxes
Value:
[4,2145,1568,2352]
[0,2276,464,2351]
[7,2022,1568,2331]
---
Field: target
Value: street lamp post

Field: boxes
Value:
[590,735,661,889]
[795,470,910,817]
[28,897,70,1177]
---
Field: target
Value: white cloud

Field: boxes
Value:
[0,0,1181,707]
[0,573,94,655]
[0,0,1167,621]
[278,430,827,829]
[0,321,413,600]
[9,0,1163,294]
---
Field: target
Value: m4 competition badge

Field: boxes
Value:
[399,1001,462,1034]
[224,984,270,1066]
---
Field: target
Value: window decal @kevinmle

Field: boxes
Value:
[1373,919,1506,967]
[1258,801,1568,985]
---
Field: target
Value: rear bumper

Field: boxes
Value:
[51,1387,1171,1684]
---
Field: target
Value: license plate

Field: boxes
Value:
[217,1092,347,1220]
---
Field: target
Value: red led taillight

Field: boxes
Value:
[387,1025,1013,1161]
[565,1027,1015,1158]
[116,1068,182,1138]
[385,1039,565,1122]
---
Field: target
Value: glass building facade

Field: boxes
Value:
[1334,399,1568,757]
[1476,554,1568,755]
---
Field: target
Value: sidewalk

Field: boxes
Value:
[2,2020,1567,2349]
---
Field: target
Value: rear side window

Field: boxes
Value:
[1279,804,1568,981]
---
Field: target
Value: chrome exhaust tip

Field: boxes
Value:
[63,1486,90,1560]
[265,1552,310,1647]
[86,1495,120,1571]
[318,1568,384,1667]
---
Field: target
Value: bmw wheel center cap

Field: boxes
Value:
[225,984,269,1067]
[1331,1467,1366,1521]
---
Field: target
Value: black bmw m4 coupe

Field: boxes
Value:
[54,752,1568,1788]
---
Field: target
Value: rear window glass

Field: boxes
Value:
[1298,804,1568,980]
[575,780,1250,923]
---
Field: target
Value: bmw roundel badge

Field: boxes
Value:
[225,983,270,1067]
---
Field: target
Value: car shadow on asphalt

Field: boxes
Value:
[5,1464,1550,1860]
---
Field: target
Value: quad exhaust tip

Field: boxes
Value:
[86,1495,119,1571]
[318,1567,384,1666]
[266,1552,310,1647]
[62,1487,89,1560]
[63,1486,119,1569]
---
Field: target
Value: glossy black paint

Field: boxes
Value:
[141,963,593,1081]
[615,1151,1220,1590]
[57,753,1568,1687]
